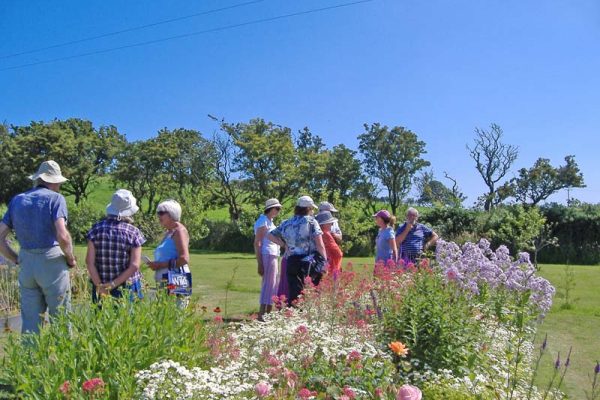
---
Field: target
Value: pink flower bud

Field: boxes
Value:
[255,382,271,398]
[396,384,422,400]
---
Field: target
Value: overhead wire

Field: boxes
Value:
[0,0,375,72]
[0,0,266,60]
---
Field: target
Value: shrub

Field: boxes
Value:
[539,202,600,264]
[336,206,377,257]
[420,206,480,244]
[134,212,164,245]
[65,200,104,243]
[479,204,545,255]
[197,219,254,252]
[381,267,484,375]
[0,293,207,399]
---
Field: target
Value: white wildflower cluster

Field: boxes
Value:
[136,360,262,399]
[135,308,391,399]
[413,322,563,400]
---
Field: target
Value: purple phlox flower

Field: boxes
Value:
[517,251,531,264]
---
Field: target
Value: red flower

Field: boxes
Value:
[59,380,70,395]
[82,377,105,393]
[213,307,221,313]
[298,387,317,399]
[343,386,356,399]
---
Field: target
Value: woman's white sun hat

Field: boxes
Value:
[264,198,282,211]
[29,160,68,183]
[106,189,139,217]
[297,195,318,209]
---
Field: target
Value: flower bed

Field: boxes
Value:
[135,239,561,399]
[1,239,570,399]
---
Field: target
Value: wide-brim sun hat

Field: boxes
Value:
[316,211,338,225]
[106,189,139,217]
[373,209,392,220]
[297,195,318,209]
[264,198,282,211]
[29,160,68,184]
[318,201,338,213]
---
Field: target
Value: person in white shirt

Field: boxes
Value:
[254,198,283,320]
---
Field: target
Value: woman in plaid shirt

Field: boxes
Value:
[86,189,145,302]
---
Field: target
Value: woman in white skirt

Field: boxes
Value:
[254,198,282,321]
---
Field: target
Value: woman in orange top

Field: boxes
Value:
[316,211,343,275]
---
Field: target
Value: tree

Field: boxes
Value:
[358,123,430,215]
[221,118,300,205]
[154,128,214,199]
[113,139,165,214]
[512,156,585,206]
[1,119,125,204]
[209,132,246,222]
[415,171,466,207]
[113,128,213,214]
[467,123,518,211]
[295,128,328,199]
[324,144,362,205]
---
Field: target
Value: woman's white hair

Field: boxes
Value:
[406,207,419,216]
[157,199,182,221]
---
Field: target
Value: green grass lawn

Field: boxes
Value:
[2,247,598,399]
[533,264,600,399]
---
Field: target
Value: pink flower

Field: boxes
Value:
[347,350,362,363]
[295,325,308,335]
[396,384,422,400]
[255,382,271,398]
[213,315,223,323]
[59,380,70,395]
[374,387,384,398]
[297,388,317,399]
[339,396,350,400]
[267,355,282,367]
[82,377,105,393]
[343,386,356,399]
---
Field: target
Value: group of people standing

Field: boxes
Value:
[253,196,438,320]
[0,161,192,334]
[0,160,439,333]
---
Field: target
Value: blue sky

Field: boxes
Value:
[1,0,599,205]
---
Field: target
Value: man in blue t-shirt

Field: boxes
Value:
[395,207,438,264]
[0,161,77,334]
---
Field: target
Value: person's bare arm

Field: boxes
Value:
[395,223,413,247]
[114,246,141,287]
[55,218,76,267]
[424,231,439,251]
[172,226,190,267]
[332,232,343,245]
[0,223,18,265]
[86,241,102,286]
[267,233,285,248]
[389,238,398,262]
[254,226,267,276]
[315,234,327,261]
